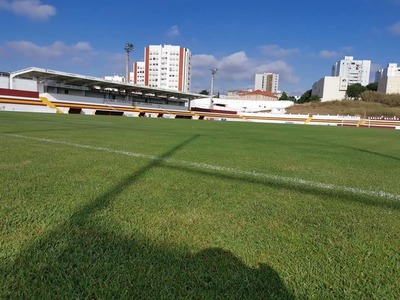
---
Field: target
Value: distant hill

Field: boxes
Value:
[285,100,400,117]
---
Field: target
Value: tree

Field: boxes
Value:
[199,90,209,95]
[366,82,378,91]
[297,89,312,104]
[346,83,367,99]
[309,94,321,102]
[280,92,296,101]
[279,92,289,100]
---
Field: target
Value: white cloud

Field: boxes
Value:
[192,54,218,67]
[166,25,180,37]
[389,21,400,35]
[192,51,299,92]
[259,44,299,58]
[0,0,56,20]
[3,40,93,58]
[316,46,353,59]
[340,46,353,53]
[73,42,92,51]
[218,52,251,81]
[318,50,340,59]
[191,54,219,78]
[193,52,251,82]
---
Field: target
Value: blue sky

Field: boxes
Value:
[0,0,399,96]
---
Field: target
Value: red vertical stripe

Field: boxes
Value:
[145,46,150,86]
[134,62,137,84]
[178,47,184,92]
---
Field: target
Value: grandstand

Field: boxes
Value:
[0,67,205,115]
[1,67,400,129]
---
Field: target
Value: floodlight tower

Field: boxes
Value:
[124,43,134,83]
[209,68,218,109]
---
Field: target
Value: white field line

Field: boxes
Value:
[6,133,400,201]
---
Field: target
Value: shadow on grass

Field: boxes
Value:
[300,134,400,162]
[162,164,400,211]
[1,134,294,299]
[1,226,294,299]
[304,136,400,162]
[340,146,400,162]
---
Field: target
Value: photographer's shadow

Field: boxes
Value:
[189,247,295,299]
[2,228,295,299]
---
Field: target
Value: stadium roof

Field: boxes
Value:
[10,67,206,101]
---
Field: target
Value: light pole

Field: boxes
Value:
[209,68,218,109]
[124,43,134,83]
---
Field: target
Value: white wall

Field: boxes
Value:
[13,78,38,91]
[190,97,293,113]
[378,76,400,94]
[0,103,56,113]
[312,76,347,102]
[0,77,38,91]
[0,77,9,88]
[385,63,400,77]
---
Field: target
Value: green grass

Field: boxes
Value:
[1,111,399,299]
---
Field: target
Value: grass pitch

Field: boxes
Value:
[0,112,399,299]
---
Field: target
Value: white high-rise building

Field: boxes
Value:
[380,63,400,77]
[331,56,371,86]
[133,61,145,86]
[377,63,400,94]
[254,73,279,93]
[375,63,400,82]
[133,44,192,92]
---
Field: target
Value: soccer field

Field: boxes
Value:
[1,111,399,299]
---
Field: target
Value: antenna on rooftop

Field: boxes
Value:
[124,43,134,83]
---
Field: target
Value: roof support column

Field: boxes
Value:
[9,74,14,89]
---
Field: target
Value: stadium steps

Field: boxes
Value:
[40,96,63,114]
[357,118,367,127]
[305,115,313,124]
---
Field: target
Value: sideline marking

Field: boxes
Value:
[6,133,400,201]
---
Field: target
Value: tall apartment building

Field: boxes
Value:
[133,61,145,85]
[331,56,371,86]
[377,63,400,94]
[133,44,192,92]
[375,63,400,82]
[254,73,279,93]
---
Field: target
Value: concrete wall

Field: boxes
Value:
[312,76,347,102]
[378,76,400,94]
[190,97,293,113]
[0,77,37,91]
[0,103,56,113]
[13,78,38,91]
[0,77,9,88]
